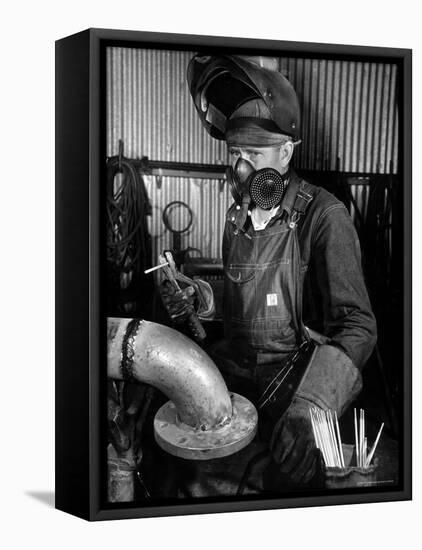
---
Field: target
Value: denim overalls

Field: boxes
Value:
[212,183,314,394]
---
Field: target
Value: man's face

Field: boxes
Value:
[228,144,288,174]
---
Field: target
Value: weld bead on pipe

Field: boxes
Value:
[107,318,258,460]
[107,318,233,430]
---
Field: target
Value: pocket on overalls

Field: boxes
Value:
[249,259,297,351]
[225,264,256,321]
[226,264,255,284]
[254,259,291,320]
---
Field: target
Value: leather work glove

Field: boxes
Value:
[160,278,215,324]
[266,343,362,489]
[159,280,196,324]
[270,397,322,486]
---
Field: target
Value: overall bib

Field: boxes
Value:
[214,184,314,397]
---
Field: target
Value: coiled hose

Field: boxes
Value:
[106,155,153,316]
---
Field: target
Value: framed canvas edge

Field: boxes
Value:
[90,26,412,59]
[56,27,412,522]
[56,29,92,521]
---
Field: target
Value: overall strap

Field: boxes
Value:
[290,181,314,342]
[289,181,314,228]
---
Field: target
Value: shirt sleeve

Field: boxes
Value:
[311,203,377,369]
[222,220,232,267]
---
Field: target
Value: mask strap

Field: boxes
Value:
[234,194,251,234]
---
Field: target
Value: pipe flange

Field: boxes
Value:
[154,393,258,460]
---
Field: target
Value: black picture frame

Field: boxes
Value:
[55,27,412,521]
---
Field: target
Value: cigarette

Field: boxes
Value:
[144,262,169,274]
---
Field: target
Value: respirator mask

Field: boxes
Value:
[227,157,289,211]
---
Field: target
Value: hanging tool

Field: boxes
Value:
[162,201,194,267]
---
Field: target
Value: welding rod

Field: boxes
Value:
[354,408,359,467]
[365,423,384,467]
[334,411,345,467]
[144,262,169,274]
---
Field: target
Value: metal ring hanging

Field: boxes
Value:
[162,201,193,234]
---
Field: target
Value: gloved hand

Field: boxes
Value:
[270,397,322,485]
[159,280,196,324]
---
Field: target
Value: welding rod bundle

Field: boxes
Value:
[310,407,384,469]
[354,408,384,468]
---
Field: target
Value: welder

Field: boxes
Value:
[160,55,377,494]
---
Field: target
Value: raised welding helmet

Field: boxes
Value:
[187,55,300,212]
[187,54,300,141]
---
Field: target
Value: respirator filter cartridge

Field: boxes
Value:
[249,168,287,210]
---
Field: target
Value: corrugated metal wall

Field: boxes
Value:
[106,47,398,262]
[107,48,227,164]
[280,58,398,173]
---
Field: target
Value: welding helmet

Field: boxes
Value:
[186,54,300,141]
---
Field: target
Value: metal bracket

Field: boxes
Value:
[118,139,124,171]
[156,171,163,189]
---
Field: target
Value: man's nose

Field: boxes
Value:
[231,150,250,168]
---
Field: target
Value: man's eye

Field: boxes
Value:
[230,150,240,157]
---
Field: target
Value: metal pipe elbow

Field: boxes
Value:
[107,317,232,430]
